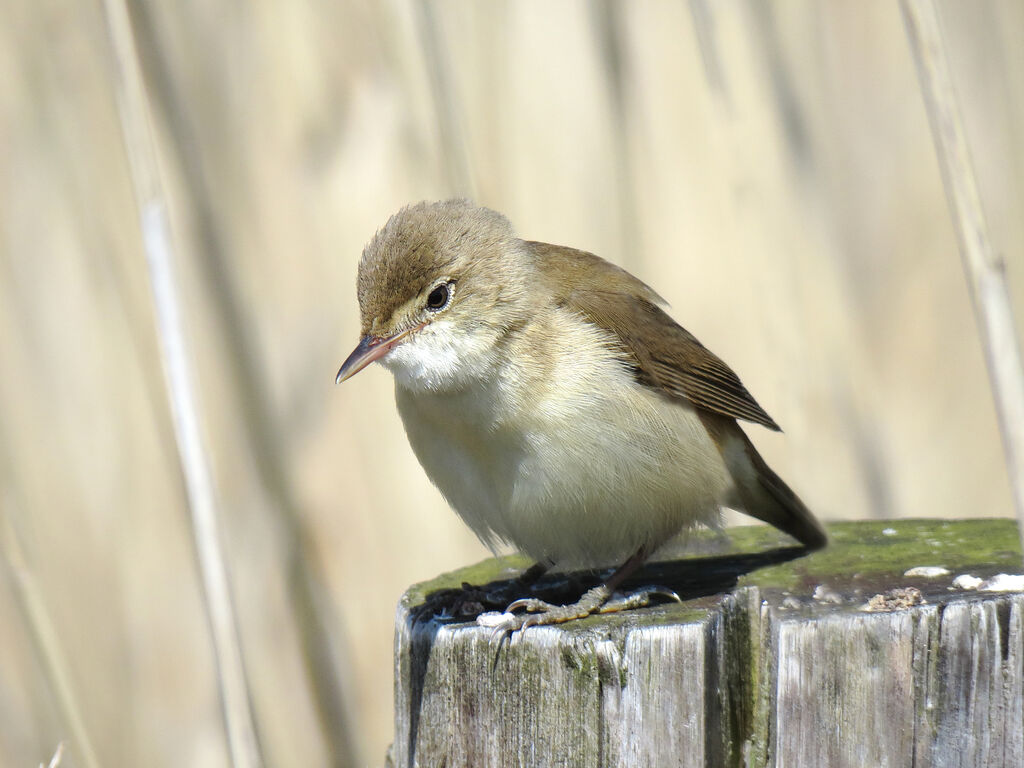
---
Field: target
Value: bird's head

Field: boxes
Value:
[337,200,535,392]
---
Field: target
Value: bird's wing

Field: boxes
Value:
[528,241,781,431]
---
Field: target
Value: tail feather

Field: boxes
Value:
[722,426,827,550]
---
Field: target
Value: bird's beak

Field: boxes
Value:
[335,325,420,384]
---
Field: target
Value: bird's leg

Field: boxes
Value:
[480,547,680,632]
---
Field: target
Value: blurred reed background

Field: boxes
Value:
[1,1,1022,766]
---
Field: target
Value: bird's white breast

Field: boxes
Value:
[391,307,734,568]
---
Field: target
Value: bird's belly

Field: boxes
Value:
[397,378,733,569]
[510,389,732,566]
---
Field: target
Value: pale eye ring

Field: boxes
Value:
[425,282,452,311]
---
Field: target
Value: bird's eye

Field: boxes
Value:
[425,283,450,311]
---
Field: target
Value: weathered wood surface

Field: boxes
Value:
[389,520,1023,768]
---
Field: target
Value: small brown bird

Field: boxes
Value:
[338,200,825,629]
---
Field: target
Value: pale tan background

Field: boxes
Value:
[1,1,1022,766]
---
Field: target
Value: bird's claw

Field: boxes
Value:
[597,585,681,613]
[505,597,558,614]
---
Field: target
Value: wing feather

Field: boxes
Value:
[529,241,780,431]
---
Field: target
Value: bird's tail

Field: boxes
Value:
[723,426,827,550]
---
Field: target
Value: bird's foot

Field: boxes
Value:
[478,584,681,637]
[505,584,612,628]
[599,585,681,614]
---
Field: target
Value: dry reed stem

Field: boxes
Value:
[42,742,65,768]
[98,0,264,765]
[901,0,1024,556]
[123,6,361,763]
[1,517,99,768]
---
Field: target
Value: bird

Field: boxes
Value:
[337,199,825,629]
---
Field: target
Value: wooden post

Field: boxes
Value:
[389,520,1023,767]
